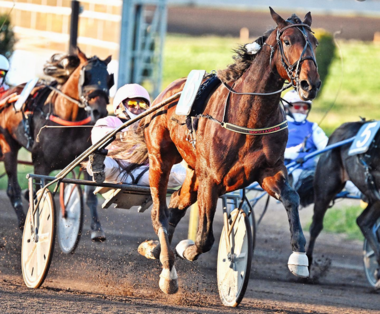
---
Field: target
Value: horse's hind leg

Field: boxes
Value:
[259,166,308,277]
[84,172,106,242]
[356,201,380,288]
[4,145,25,229]
[139,166,198,259]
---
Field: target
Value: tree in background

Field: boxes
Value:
[0,14,16,58]
[314,29,336,97]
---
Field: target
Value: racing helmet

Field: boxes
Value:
[0,55,10,72]
[113,84,151,115]
[282,90,312,109]
[282,90,312,123]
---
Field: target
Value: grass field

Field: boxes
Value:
[304,204,365,241]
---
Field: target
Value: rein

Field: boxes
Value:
[35,115,93,143]
[45,84,85,108]
[196,113,288,135]
[205,22,316,137]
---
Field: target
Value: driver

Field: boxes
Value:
[283,89,360,205]
[0,54,19,106]
[0,54,10,97]
[87,83,187,187]
[283,89,328,180]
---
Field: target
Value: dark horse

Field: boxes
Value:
[0,48,111,240]
[123,8,321,294]
[308,121,380,287]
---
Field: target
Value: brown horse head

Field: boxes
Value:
[269,7,321,100]
[53,47,112,122]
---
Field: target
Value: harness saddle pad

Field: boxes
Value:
[14,77,39,112]
[348,120,380,156]
[176,70,206,116]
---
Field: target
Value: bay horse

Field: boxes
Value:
[123,8,321,294]
[308,121,380,288]
[0,48,111,240]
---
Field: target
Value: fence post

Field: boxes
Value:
[188,202,199,241]
[69,0,80,55]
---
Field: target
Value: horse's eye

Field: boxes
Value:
[284,40,290,46]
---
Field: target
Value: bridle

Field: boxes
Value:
[274,21,318,91]
[46,58,110,120]
[222,21,318,96]
[77,58,109,108]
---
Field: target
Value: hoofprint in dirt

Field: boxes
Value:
[0,190,379,313]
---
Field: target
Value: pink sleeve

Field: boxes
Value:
[91,116,123,145]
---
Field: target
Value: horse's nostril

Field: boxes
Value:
[300,80,309,91]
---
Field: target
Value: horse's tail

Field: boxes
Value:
[107,120,148,167]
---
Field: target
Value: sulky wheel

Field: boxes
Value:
[363,218,380,287]
[58,183,84,254]
[241,201,256,251]
[22,189,56,289]
[217,208,253,307]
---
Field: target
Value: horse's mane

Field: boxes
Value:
[43,53,80,84]
[217,30,272,83]
[218,14,303,83]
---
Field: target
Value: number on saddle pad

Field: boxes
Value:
[14,77,39,112]
[348,121,380,156]
[176,70,206,116]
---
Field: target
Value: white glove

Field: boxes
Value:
[284,143,303,160]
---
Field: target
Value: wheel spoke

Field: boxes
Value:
[24,243,37,267]
[38,232,51,243]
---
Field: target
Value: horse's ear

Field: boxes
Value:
[77,47,87,63]
[269,7,287,29]
[104,55,112,65]
[303,12,312,26]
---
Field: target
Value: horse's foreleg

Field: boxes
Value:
[149,154,178,294]
[4,148,25,229]
[260,168,308,278]
[168,167,198,242]
[307,159,345,270]
[306,177,344,268]
[180,178,218,262]
[83,172,105,242]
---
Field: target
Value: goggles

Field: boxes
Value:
[292,104,310,111]
[122,99,149,110]
[0,70,7,77]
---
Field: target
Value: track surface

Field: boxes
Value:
[0,190,379,313]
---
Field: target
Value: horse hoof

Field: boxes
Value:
[288,251,309,278]
[159,267,178,294]
[91,229,106,242]
[138,240,159,259]
[175,239,195,260]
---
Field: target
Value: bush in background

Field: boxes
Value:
[0,14,16,58]
[314,29,336,97]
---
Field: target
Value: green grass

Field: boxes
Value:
[305,205,364,241]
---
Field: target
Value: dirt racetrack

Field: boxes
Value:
[0,190,379,313]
